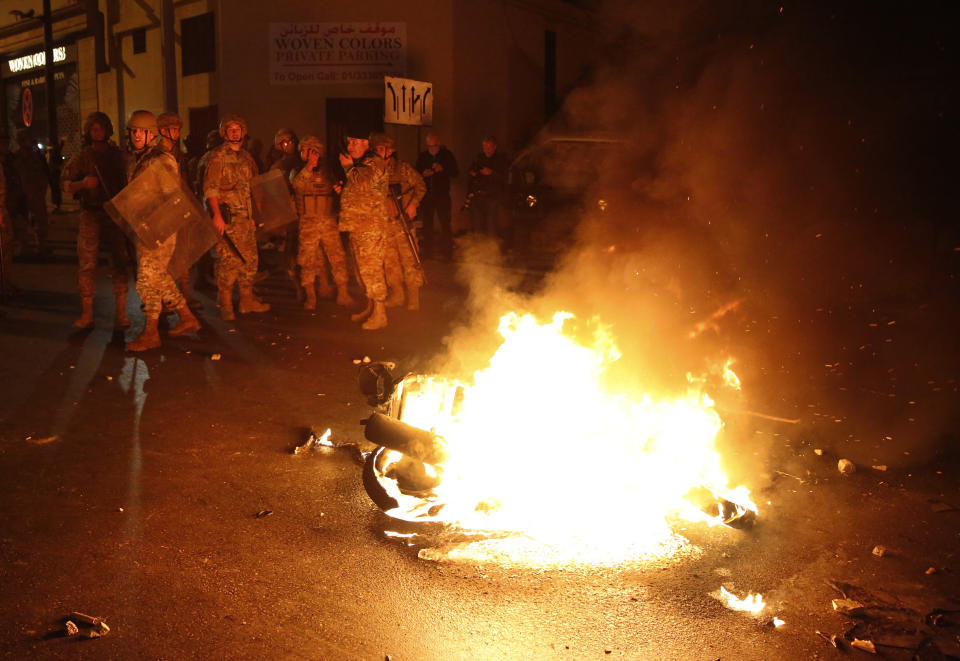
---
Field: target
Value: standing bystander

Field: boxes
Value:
[415,132,458,259]
[467,136,509,239]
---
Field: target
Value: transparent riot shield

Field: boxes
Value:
[105,157,208,249]
[250,169,298,235]
[167,210,219,278]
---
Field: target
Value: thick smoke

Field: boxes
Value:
[440,2,958,469]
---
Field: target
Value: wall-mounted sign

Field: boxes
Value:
[384,76,432,126]
[21,87,33,127]
[7,46,66,74]
[270,22,406,85]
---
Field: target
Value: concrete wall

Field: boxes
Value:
[217,0,455,163]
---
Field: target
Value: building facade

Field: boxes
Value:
[0,0,596,196]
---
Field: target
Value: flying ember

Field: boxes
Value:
[369,311,758,565]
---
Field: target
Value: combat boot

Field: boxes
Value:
[334,282,357,308]
[407,284,420,311]
[168,303,201,337]
[115,291,130,328]
[219,290,235,321]
[73,297,94,329]
[384,286,405,308]
[126,315,161,352]
[238,287,270,314]
[302,283,317,310]
[350,299,373,322]
[361,301,388,330]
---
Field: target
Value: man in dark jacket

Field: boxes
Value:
[415,132,458,259]
[467,136,508,239]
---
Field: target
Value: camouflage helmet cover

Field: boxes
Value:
[219,113,248,138]
[369,132,395,150]
[127,109,158,133]
[274,127,297,146]
[83,111,114,140]
[157,112,182,130]
[299,135,323,155]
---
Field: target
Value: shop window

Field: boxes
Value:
[133,27,147,54]
[182,12,216,76]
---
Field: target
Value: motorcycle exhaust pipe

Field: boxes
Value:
[363,412,449,466]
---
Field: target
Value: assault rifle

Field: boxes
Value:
[388,182,424,277]
[213,203,246,264]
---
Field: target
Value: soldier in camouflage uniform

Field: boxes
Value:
[125,112,202,352]
[290,135,355,310]
[154,112,199,308]
[378,135,426,311]
[338,129,390,330]
[125,109,158,179]
[203,113,269,320]
[61,112,132,329]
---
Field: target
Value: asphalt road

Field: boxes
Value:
[1,222,958,660]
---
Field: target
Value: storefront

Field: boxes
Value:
[1,43,81,161]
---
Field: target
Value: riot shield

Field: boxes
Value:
[105,157,208,249]
[167,209,219,278]
[250,169,298,235]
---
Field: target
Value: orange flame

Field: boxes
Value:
[388,311,756,565]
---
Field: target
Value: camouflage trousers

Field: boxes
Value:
[383,219,423,290]
[136,233,184,315]
[298,215,348,288]
[215,214,258,292]
[77,209,131,298]
[349,231,386,302]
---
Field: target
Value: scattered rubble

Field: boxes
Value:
[26,435,58,445]
[70,611,103,626]
[823,580,960,657]
[832,598,866,615]
[815,630,842,648]
[65,612,110,638]
[837,459,856,475]
[850,638,876,654]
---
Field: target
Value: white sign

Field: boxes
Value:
[7,46,66,74]
[384,76,432,126]
[270,22,406,85]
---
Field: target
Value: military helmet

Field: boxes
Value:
[127,109,158,133]
[83,111,114,140]
[299,135,323,155]
[344,119,377,141]
[205,129,222,150]
[157,112,182,130]
[274,127,297,146]
[369,132,395,150]
[219,113,248,138]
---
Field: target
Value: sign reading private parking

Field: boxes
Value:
[384,76,432,126]
[270,22,406,85]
